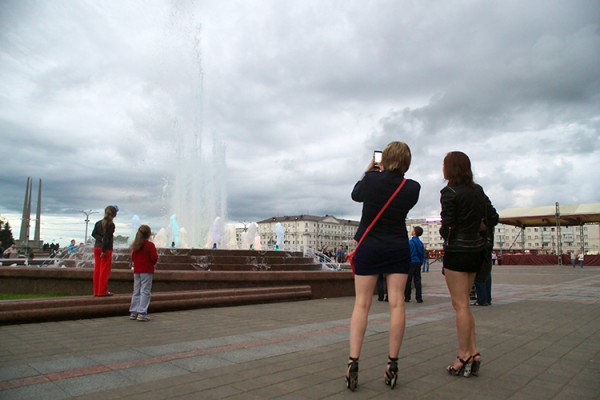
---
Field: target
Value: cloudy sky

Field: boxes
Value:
[1,0,599,246]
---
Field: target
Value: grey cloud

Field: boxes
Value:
[1,0,599,246]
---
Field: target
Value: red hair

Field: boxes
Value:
[443,151,474,186]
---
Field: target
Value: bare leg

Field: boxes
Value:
[385,273,409,358]
[444,269,477,366]
[349,274,378,358]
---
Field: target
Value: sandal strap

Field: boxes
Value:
[457,355,473,364]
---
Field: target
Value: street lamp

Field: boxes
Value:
[81,210,98,245]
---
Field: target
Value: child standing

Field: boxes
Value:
[92,205,118,296]
[129,225,158,321]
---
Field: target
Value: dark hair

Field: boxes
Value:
[131,225,152,252]
[413,226,423,236]
[101,205,118,232]
[443,151,475,187]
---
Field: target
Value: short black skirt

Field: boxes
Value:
[353,244,411,276]
[443,250,484,273]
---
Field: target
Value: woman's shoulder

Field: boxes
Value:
[441,183,480,194]
[405,177,420,187]
[402,178,420,194]
[440,185,457,194]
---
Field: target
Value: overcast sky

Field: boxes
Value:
[1,0,599,246]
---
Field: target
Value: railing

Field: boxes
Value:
[304,249,342,271]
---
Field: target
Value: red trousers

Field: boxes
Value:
[93,247,113,296]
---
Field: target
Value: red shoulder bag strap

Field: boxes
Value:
[354,178,407,251]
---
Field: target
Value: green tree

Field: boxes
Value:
[0,221,15,248]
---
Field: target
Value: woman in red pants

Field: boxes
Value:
[91,205,118,296]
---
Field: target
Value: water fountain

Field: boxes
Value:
[162,18,228,249]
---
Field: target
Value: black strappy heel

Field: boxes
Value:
[384,356,399,389]
[447,355,472,376]
[346,357,359,391]
[470,353,481,377]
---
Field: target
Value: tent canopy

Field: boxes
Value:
[499,203,600,228]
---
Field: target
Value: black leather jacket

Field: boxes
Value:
[91,220,115,252]
[440,183,498,252]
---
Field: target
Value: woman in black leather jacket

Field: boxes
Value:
[440,151,498,378]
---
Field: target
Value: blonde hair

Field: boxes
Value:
[131,225,152,252]
[382,141,411,173]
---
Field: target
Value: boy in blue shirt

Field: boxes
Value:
[405,226,425,303]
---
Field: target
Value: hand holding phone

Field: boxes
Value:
[373,150,382,168]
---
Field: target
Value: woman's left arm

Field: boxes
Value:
[481,188,499,226]
[148,242,159,265]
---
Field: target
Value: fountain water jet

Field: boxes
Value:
[165,20,227,248]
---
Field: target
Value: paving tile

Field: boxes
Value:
[1,265,599,400]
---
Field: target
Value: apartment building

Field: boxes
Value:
[251,215,359,252]
[245,214,599,255]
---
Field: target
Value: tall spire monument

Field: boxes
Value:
[16,177,43,252]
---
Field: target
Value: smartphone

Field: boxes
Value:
[373,150,382,165]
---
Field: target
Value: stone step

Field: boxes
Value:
[37,261,324,271]
[36,251,321,271]
[0,285,312,324]
[104,263,323,271]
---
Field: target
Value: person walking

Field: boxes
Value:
[473,234,495,307]
[91,205,118,297]
[336,245,346,263]
[346,141,420,391]
[405,226,425,303]
[377,273,387,301]
[439,151,498,378]
[422,246,430,272]
[578,252,584,268]
[129,225,158,321]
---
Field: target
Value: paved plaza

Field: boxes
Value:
[0,263,599,399]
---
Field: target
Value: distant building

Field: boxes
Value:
[254,215,359,253]
[406,219,599,255]
[244,214,599,255]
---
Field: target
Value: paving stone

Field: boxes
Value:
[0,264,598,399]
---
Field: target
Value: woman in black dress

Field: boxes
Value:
[440,151,498,377]
[346,141,420,391]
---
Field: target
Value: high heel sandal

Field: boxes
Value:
[470,353,481,377]
[345,357,359,391]
[447,355,472,376]
[384,356,399,389]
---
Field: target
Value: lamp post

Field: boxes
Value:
[81,210,98,245]
[555,202,562,265]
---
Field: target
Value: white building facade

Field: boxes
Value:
[251,215,359,253]
[241,215,599,255]
[406,219,599,255]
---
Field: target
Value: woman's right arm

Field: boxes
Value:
[351,160,378,202]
